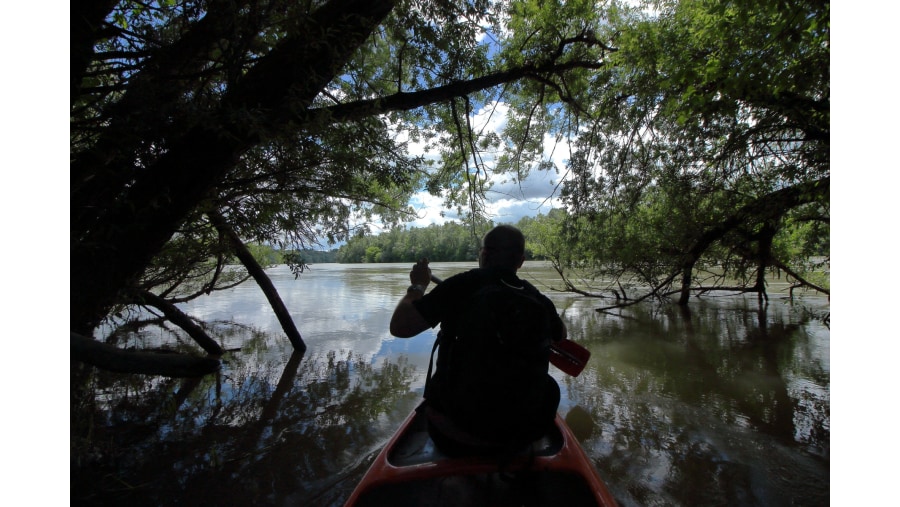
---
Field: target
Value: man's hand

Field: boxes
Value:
[391,258,432,338]
[410,258,431,288]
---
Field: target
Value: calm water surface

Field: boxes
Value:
[72,262,830,506]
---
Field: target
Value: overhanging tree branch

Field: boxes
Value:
[128,289,225,355]
[311,59,606,123]
[71,332,221,378]
[771,258,830,297]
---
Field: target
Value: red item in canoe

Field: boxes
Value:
[550,338,592,377]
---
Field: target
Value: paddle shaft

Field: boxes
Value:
[428,274,589,377]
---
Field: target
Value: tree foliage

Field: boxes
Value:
[336,217,559,263]
[509,0,830,305]
[339,221,482,263]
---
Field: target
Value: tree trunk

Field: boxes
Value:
[754,222,776,303]
[71,333,220,377]
[678,257,697,306]
[208,210,307,353]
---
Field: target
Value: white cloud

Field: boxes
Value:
[472,100,509,135]
[481,121,572,224]
[486,160,567,224]
[407,191,460,228]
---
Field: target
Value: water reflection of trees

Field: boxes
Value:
[71,332,419,506]
[563,297,829,506]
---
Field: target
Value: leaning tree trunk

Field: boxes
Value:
[132,289,225,355]
[71,333,220,377]
[208,210,307,353]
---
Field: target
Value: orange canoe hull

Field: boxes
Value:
[343,404,618,507]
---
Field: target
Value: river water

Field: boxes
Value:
[71,262,830,506]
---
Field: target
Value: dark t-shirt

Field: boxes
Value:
[413,266,564,451]
[413,266,565,342]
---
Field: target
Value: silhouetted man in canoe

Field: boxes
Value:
[390,225,566,456]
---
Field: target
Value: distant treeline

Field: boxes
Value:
[293,249,340,264]
[336,220,541,263]
[247,245,340,266]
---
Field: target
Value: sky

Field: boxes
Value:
[398,100,571,230]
